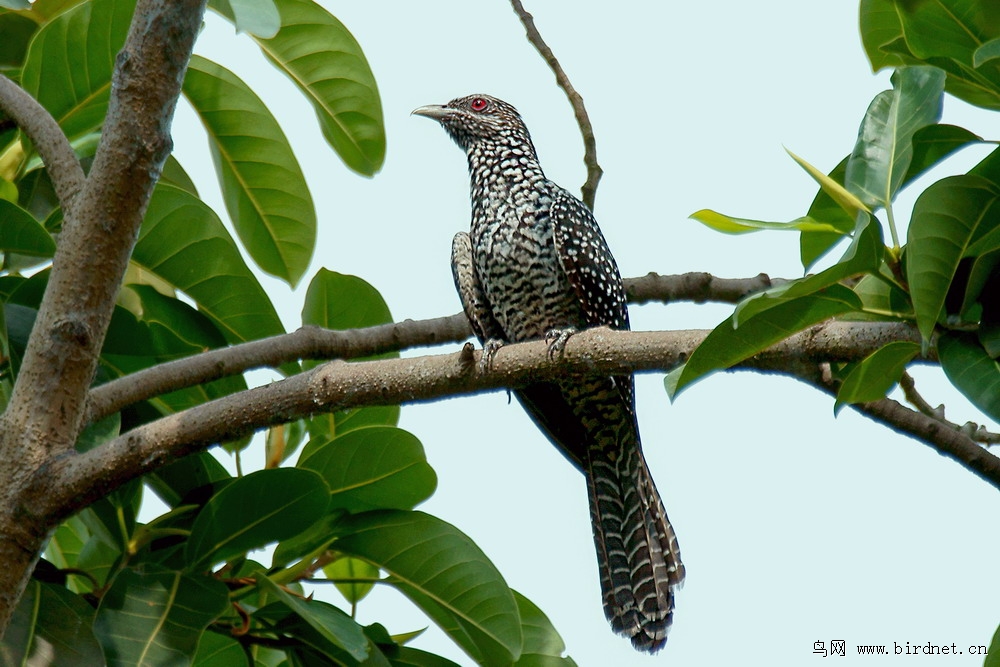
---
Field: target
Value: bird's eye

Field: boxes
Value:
[469,97,488,111]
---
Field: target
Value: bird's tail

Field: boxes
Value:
[586,439,684,653]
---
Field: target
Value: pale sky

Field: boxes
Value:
[171,2,1000,664]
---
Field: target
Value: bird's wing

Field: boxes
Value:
[451,231,505,342]
[550,188,630,331]
[550,188,636,415]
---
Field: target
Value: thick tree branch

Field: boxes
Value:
[0,75,85,208]
[509,0,602,209]
[0,0,208,639]
[85,272,782,425]
[45,320,971,520]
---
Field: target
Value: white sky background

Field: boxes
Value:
[168,1,1000,665]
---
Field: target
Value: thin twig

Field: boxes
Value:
[900,371,1000,446]
[509,0,602,209]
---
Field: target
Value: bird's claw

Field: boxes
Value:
[479,338,505,372]
[544,327,577,359]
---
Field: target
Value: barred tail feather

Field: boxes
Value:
[587,442,684,653]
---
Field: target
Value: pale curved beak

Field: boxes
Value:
[412,104,449,120]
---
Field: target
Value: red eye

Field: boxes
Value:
[470,97,488,111]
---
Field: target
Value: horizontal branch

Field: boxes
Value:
[84,272,778,424]
[47,320,964,518]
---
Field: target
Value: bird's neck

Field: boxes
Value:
[465,137,545,215]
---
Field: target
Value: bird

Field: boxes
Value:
[413,94,684,653]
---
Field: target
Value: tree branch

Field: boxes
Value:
[45,320,972,520]
[775,367,1000,487]
[0,0,208,639]
[0,74,85,209]
[509,0,602,209]
[899,371,1000,445]
[85,272,778,425]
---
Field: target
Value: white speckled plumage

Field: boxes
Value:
[415,94,683,653]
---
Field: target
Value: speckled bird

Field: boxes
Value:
[413,94,684,653]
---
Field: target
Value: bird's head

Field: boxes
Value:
[412,94,533,152]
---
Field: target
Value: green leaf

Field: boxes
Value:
[0,11,37,70]
[302,269,394,334]
[0,1,32,10]
[688,210,841,234]
[906,174,1000,342]
[19,0,134,139]
[93,568,230,667]
[939,332,1000,422]
[334,510,522,666]
[324,556,380,606]
[184,468,329,571]
[859,0,908,71]
[0,199,55,256]
[183,55,315,286]
[390,647,463,667]
[671,286,863,396]
[253,0,385,175]
[985,620,1000,667]
[2,579,103,666]
[132,183,286,344]
[975,36,1000,67]
[514,591,574,663]
[735,215,882,325]
[902,124,982,187]
[834,341,921,412]
[256,575,370,661]
[894,0,997,62]
[192,630,250,667]
[208,0,280,38]
[800,156,855,269]
[303,269,397,437]
[299,426,437,512]
[845,66,945,211]
[145,451,232,508]
[787,149,870,221]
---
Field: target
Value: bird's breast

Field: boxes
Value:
[470,190,584,341]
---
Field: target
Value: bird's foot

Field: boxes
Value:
[544,327,578,359]
[479,338,505,372]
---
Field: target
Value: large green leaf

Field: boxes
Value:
[131,183,285,344]
[184,467,329,571]
[298,426,437,512]
[906,174,1000,342]
[0,199,55,256]
[670,286,863,395]
[335,510,522,666]
[93,568,230,667]
[940,332,1000,422]
[183,55,315,286]
[256,575,370,661]
[0,11,37,70]
[859,0,909,71]
[252,0,384,175]
[2,579,103,666]
[302,269,398,438]
[834,341,921,412]
[19,0,134,139]
[845,66,945,211]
